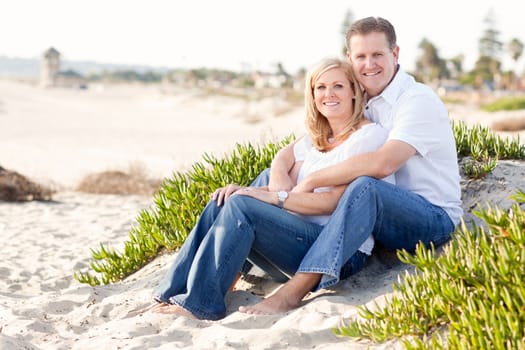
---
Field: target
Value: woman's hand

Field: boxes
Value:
[291,176,316,193]
[234,187,274,205]
[212,185,273,206]
[211,184,243,206]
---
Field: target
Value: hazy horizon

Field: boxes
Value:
[1,0,523,74]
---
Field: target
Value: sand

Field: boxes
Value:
[1,79,524,349]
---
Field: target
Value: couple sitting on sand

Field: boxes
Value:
[150,16,462,321]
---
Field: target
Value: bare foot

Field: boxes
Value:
[239,272,321,315]
[151,303,198,319]
[238,292,301,315]
[150,303,169,313]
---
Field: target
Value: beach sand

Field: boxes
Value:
[1,79,524,349]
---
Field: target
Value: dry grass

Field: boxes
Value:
[76,163,162,196]
[491,117,525,132]
[0,166,54,201]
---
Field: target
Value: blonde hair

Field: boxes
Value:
[304,58,364,151]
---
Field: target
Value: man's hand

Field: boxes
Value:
[291,177,315,193]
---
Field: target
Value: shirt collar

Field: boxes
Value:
[366,65,412,106]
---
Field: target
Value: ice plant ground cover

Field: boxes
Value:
[335,191,525,349]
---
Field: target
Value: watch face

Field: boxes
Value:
[278,191,288,200]
[277,191,288,208]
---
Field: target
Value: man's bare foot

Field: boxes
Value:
[150,302,169,313]
[238,291,301,315]
[239,272,321,315]
[151,303,197,319]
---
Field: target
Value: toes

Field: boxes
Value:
[151,303,169,313]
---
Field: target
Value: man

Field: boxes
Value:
[239,16,462,315]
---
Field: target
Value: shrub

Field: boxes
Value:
[481,96,525,112]
[492,117,525,132]
[76,164,161,196]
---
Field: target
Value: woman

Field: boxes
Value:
[152,58,394,320]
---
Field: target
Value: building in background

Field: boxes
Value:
[40,47,60,87]
[40,47,86,88]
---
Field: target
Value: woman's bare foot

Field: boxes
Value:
[238,272,321,315]
[151,303,197,319]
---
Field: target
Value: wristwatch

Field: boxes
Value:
[277,190,289,209]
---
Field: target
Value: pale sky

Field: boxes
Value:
[0,0,523,74]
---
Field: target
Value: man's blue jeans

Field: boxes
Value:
[297,176,455,289]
